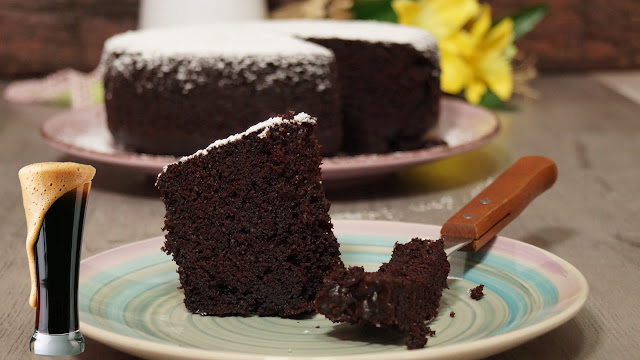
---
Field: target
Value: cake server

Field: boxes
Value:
[441,156,558,256]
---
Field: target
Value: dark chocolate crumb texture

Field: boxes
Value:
[156,112,342,317]
[470,284,485,300]
[315,238,450,349]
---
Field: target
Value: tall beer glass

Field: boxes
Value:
[19,162,95,356]
[30,183,89,355]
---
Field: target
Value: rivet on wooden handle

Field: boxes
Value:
[440,156,558,251]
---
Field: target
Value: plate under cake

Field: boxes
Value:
[39,98,500,182]
[77,221,589,360]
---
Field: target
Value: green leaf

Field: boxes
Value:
[90,79,105,105]
[478,90,503,109]
[478,89,517,110]
[508,3,548,41]
[352,0,398,23]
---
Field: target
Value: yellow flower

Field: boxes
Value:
[392,0,479,39]
[393,1,515,104]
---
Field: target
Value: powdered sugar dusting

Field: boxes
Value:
[332,207,396,221]
[104,53,333,94]
[157,113,315,179]
[103,21,436,59]
[102,26,334,94]
[408,196,454,212]
[102,20,438,95]
[103,25,333,58]
[254,19,437,57]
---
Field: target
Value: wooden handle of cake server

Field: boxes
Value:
[440,156,558,251]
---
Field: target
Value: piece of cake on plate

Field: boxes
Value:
[315,238,450,349]
[156,112,342,317]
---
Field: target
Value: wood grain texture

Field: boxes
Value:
[2,74,640,359]
[0,0,138,77]
[486,0,640,70]
[0,0,638,77]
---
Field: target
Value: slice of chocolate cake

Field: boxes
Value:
[315,238,449,349]
[156,112,342,317]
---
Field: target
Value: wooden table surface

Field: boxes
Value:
[1,74,639,359]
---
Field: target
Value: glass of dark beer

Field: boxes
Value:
[30,183,89,356]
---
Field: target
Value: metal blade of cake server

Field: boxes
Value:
[441,235,474,257]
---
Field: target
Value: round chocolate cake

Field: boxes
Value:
[102,20,441,157]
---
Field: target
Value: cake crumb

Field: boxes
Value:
[316,238,449,350]
[315,325,320,328]
[449,311,455,318]
[405,325,436,350]
[470,284,485,300]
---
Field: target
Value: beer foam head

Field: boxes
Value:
[18,162,96,308]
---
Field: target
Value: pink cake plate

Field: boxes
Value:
[40,98,499,183]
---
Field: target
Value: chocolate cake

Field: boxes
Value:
[102,20,440,157]
[103,29,342,156]
[315,238,450,349]
[155,112,342,316]
[470,284,485,300]
[257,20,441,154]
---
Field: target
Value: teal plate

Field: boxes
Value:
[79,220,588,360]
